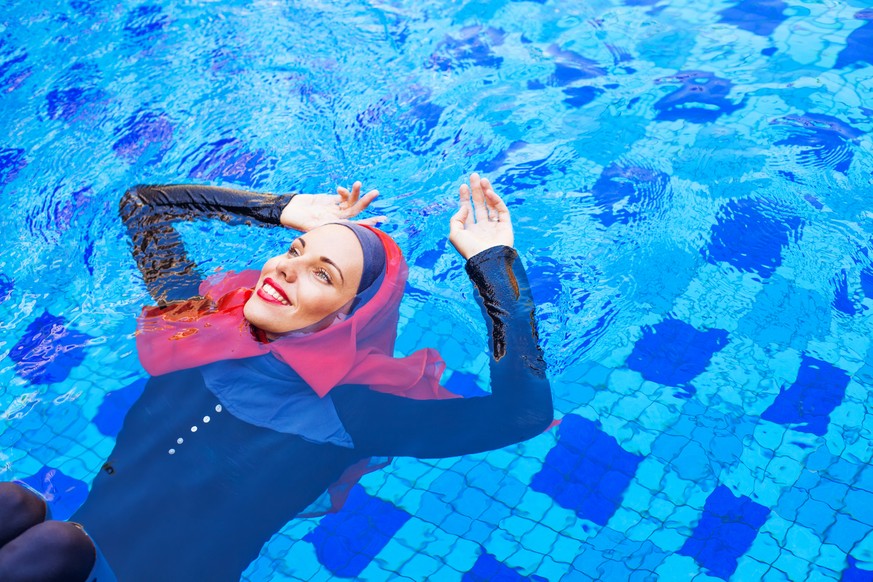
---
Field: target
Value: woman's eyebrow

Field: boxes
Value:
[320,258,345,284]
[295,238,345,284]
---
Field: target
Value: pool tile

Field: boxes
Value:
[627,318,729,394]
[677,485,770,579]
[10,311,93,385]
[531,415,643,526]
[18,465,89,520]
[761,355,850,436]
[463,550,547,582]
[303,486,411,578]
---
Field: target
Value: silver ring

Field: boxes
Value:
[489,216,499,222]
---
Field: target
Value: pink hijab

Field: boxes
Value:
[136,225,454,401]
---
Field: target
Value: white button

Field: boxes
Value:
[168,449,176,455]
[215,404,223,413]
[203,416,211,423]
[191,426,198,433]
[177,438,184,445]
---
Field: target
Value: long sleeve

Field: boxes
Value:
[119,184,293,303]
[332,246,553,459]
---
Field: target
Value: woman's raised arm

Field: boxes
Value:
[331,174,554,458]
[119,182,384,304]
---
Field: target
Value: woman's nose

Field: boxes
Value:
[276,257,299,282]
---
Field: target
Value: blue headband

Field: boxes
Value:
[333,222,387,310]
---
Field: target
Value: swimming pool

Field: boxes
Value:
[2,0,872,579]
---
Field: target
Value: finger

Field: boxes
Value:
[481,178,510,222]
[350,181,362,205]
[348,189,379,215]
[336,187,350,210]
[459,184,474,227]
[450,205,469,234]
[469,173,488,223]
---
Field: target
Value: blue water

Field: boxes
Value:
[1,0,873,580]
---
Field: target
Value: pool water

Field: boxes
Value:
[2,0,873,579]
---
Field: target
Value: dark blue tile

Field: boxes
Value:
[9,311,92,385]
[463,550,548,581]
[590,163,671,226]
[654,71,745,123]
[531,415,642,526]
[761,355,850,436]
[719,0,788,36]
[19,466,89,521]
[183,138,276,188]
[843,556,873,581]
[93,378,148,437]
[0,38,31,93]
[836,11,873,69]
[626,318,728,392]
[428,26,504,71]
[705,198,802,278]
[445,371,489,398]
[0,273,12,304]
[304,486,410,578]
[833,270,859,315]
[773,113,864,174]
[123,4,168,38]
[678,485,769,580]
[0,147,27,185]
[562,86,604,108]
[112,108,174,163]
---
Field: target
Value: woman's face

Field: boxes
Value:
[243,224,365,337]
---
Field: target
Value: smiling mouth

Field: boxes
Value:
[258,278,291,306]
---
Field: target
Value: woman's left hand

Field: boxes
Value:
[280,182,387,231]
[449,173,514,260]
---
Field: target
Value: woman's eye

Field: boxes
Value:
[287,245,300,257]
[316,269,332,284]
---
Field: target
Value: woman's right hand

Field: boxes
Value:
[449,173,514,260]
[280,182,387,232]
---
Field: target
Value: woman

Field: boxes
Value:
[0,173,552,581]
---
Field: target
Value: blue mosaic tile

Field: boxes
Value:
[843,556,873,581]
[589,163,670,227]
[531,415,642,526]
[0,272,12,304]
[112,108,174,163]
[718,0,788,37]
[445,371,489,398]
[303,486,410,578]
[123,4,168,38]
[761,355,850,436]
[773,113,864,174]
[834,270,859,316]
[429,26,504,71]
[678,485,770,580]
[0,147,27,185]
[183,138,276,188]
[462,550,547,582]
[18,465,89,521]
[9,311,93,385]
[654,71,745,123]
[705,198,802,278]
[626,318,728,396]
[835,11,873,69]
[826,513,871,554]
[0,39,32,93]
[93,378,148,437]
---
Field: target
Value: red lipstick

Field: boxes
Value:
[257,277,291,305]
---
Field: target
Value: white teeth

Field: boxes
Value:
[263,282,289,305]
